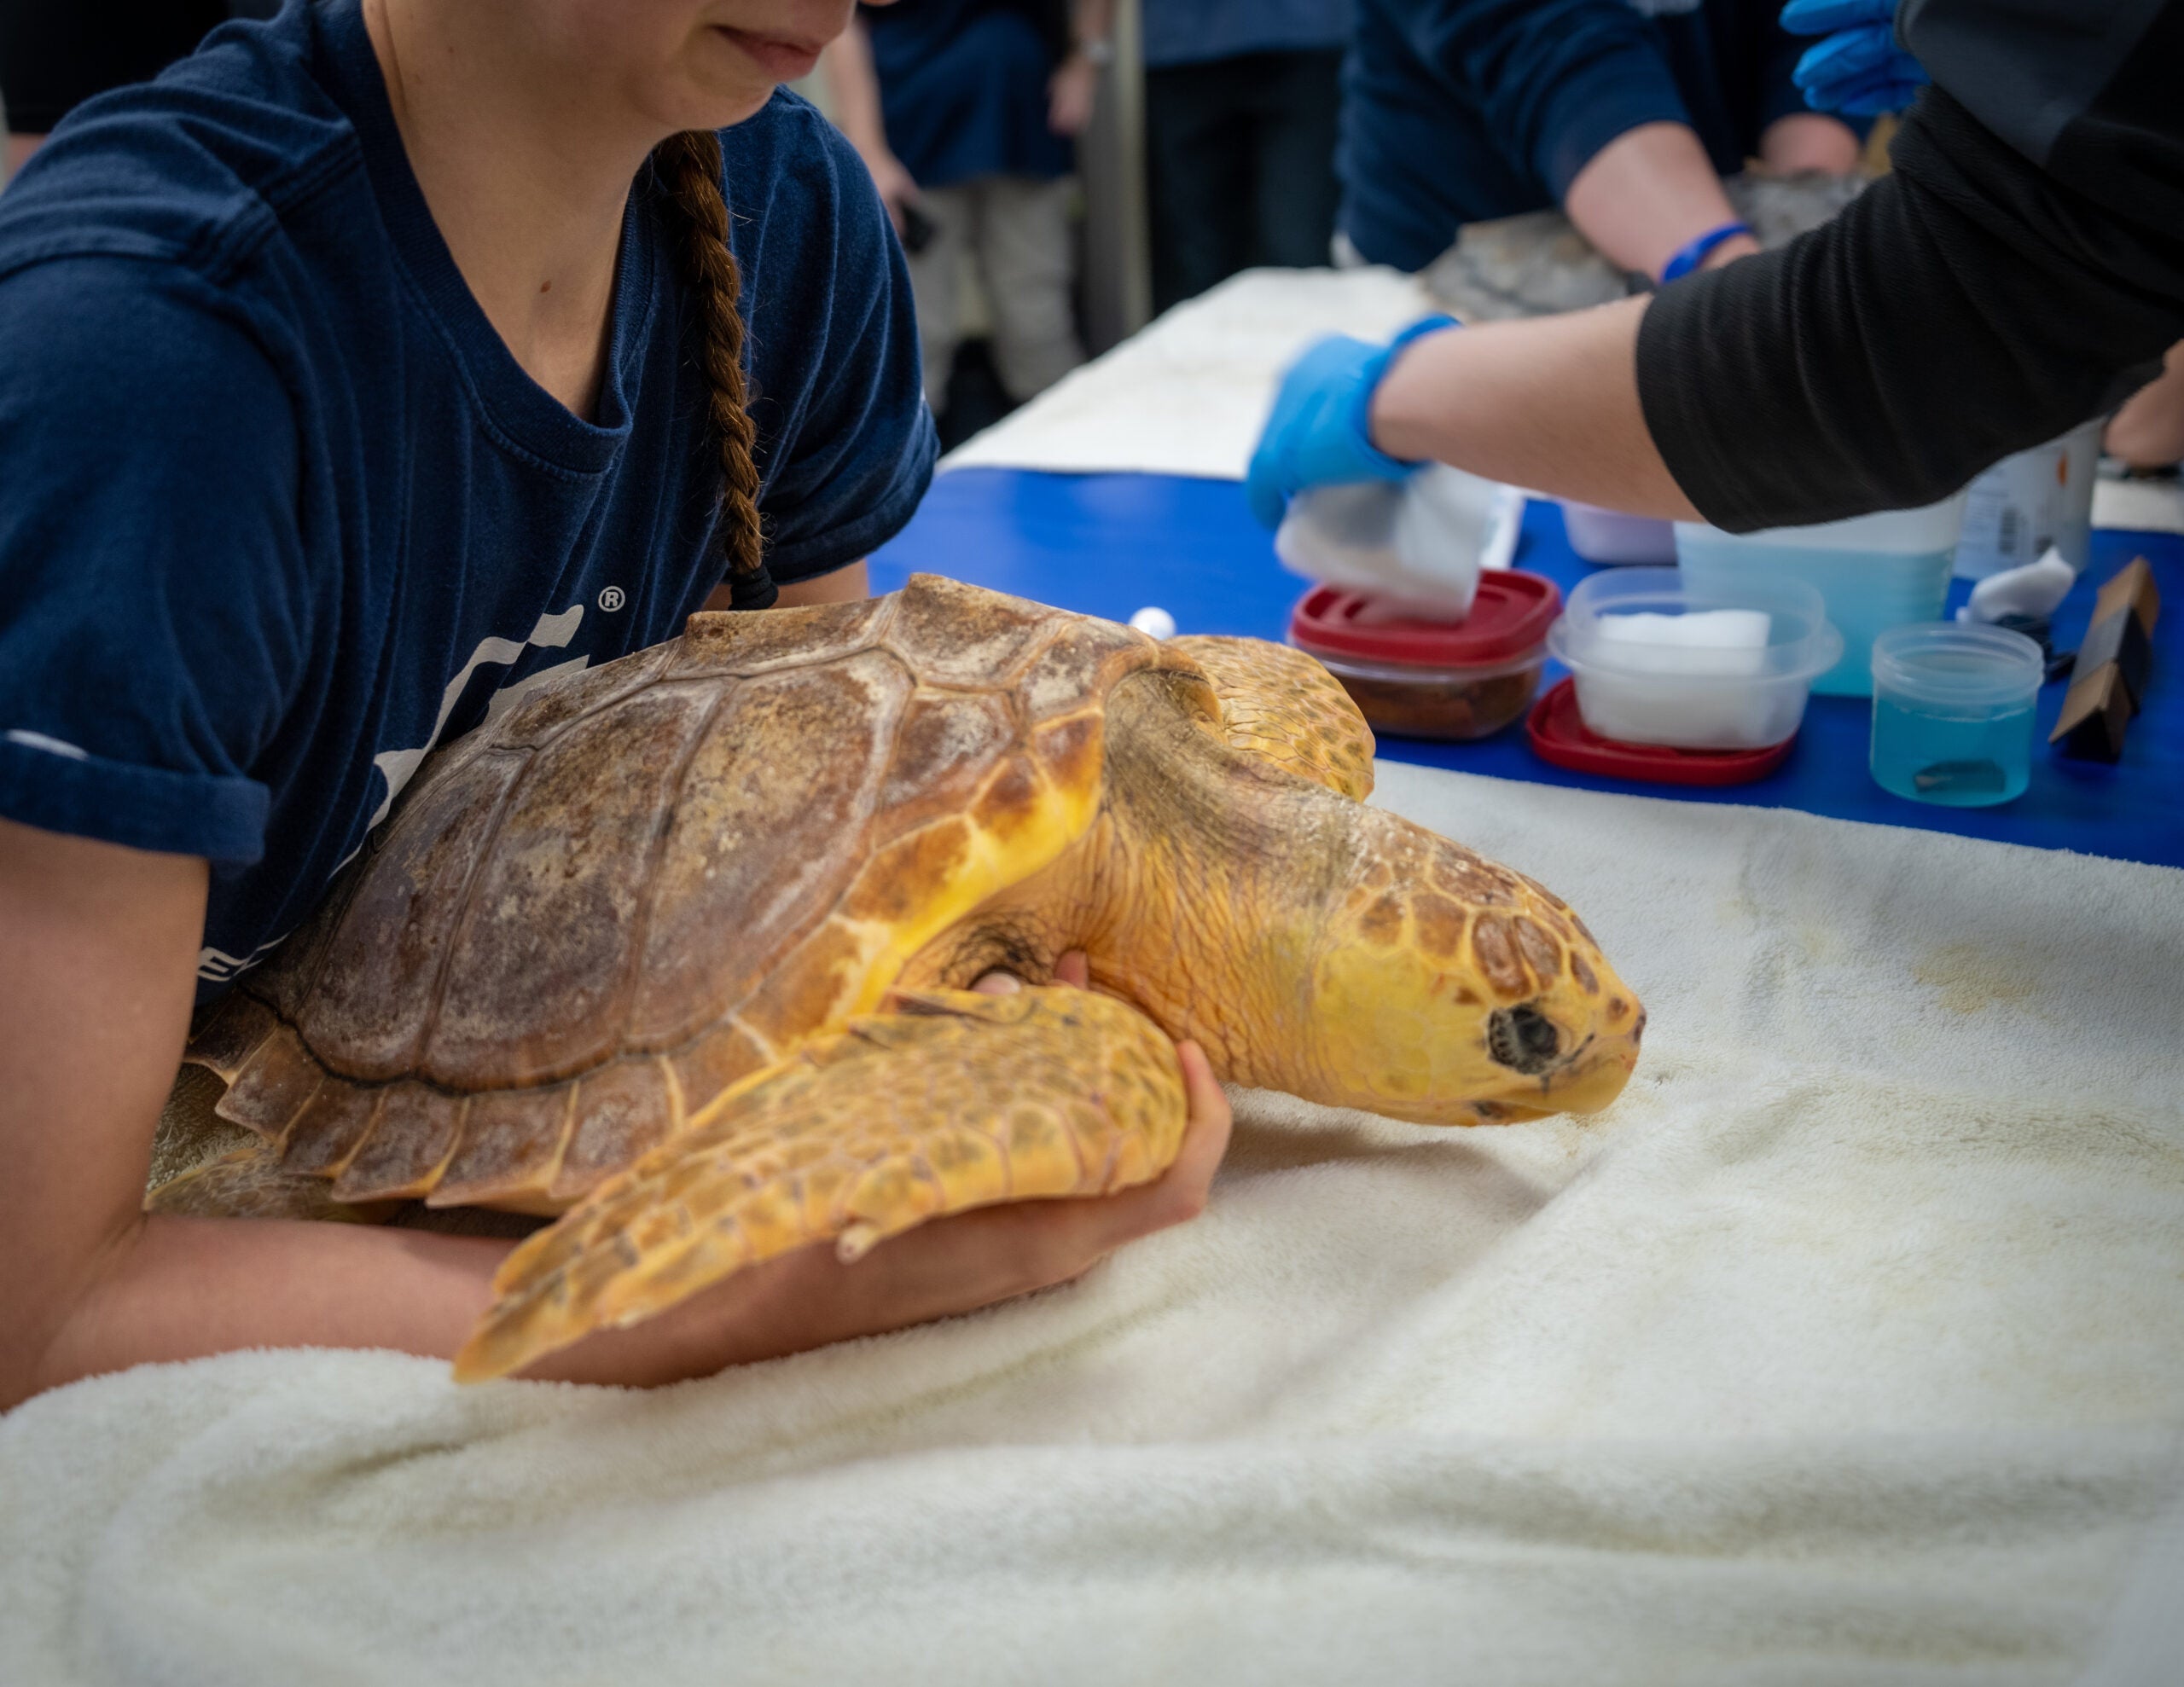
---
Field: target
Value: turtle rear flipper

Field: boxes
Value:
[146,1140,398,1224]
[452,987,1187,1383]
[1169,635,1375,800]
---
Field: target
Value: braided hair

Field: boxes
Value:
[653,128,775,611]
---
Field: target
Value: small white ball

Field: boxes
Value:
[1128,606,1177,641]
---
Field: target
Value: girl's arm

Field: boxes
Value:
[0,817,1230,1407]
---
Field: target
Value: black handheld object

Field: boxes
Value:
[897,199,938,257]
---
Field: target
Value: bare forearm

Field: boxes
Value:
[31,1213,507,1394]
[26,1207,905,1400]
[1370,297,1701,519]
[21,1066,1228,1403]
[1563,122,1758,281]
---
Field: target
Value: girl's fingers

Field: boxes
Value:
[972,949,1089,994]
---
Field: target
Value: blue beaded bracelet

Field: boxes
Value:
[1659,221,1754,285]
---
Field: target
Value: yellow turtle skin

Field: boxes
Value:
[151,575,1643,1380]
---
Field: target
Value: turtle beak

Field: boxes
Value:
[1540,1045,1640,1116]
[1534,1005,1645,1117]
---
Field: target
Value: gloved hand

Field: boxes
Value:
[1246,316,1458,530]
[1780,0,1927,116]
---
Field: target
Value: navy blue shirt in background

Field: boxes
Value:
[0,0,936,1001]
[862,1,1072,188]
[1341,0,1850,271]
[1141,0,1354,68]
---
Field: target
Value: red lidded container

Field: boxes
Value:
[1525,678,1795,786]
[1287,574,1560,741]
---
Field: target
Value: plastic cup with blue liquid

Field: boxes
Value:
[1868,623,2044,807]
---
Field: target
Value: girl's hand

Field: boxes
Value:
[1048,51,1100,137]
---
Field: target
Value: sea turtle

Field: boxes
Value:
[153,575,1643,1381]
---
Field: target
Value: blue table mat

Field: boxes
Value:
[873,468,2184,870]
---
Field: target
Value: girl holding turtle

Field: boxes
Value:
[0,0,1228,1410]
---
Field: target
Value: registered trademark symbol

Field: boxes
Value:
[598,586,626,612]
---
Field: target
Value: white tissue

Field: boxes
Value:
[1593,610,1771,675]
[1956,548,2076,625]
[1276,465,1524,620]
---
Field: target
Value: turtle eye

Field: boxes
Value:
[1486,1005,1560,1075]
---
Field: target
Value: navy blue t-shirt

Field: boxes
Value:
[0,0,937,1002]
[1340,0,1862,271]
[862,1,1073,188]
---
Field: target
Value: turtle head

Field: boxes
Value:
[1086,657,1640,1125]
[1291,811,1643,1126]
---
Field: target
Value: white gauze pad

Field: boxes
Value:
[1592,610,1771,676]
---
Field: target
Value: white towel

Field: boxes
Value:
[5,764,2182,1687]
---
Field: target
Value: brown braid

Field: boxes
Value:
[653,129,774,609]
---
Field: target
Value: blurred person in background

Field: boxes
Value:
[0,0,277,180]
[1141,0,1353,315]
[1339,0,1868,287]
[822,2,1108,440]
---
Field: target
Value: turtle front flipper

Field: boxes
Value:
[452,987,1187,1383]
[1168,635,1375,800]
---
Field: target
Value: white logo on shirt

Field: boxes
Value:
[198,933,291,984]
[3,728,90,761]
[364,604,588,831]
[195,604,590,984]
[598,586,626,612]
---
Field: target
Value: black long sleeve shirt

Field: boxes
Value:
[1637,0,2184,531]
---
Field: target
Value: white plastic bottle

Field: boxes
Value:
[1955,419,2101,579]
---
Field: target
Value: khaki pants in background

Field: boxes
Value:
[907,175,1083,406]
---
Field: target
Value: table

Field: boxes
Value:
[874,468,2184,871]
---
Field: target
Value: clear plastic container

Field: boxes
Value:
[1559,500,1678,565]
[1275,465,1525,620]
[1675,494,1966,698]
[1546,569,1843,751]
[1288,574,1560,740]
[1868,623,2042,808]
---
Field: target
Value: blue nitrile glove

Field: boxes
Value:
[1246,316,1459,530]
[1780,0,1927,116]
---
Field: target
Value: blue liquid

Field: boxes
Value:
[1870,695,2035,807]
[1681,543,1953,697]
